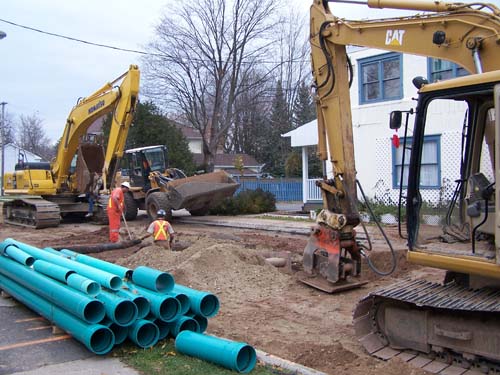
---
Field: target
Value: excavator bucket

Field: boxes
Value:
[160,170,239,213]
[74,143,105,193]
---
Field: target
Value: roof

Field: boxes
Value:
[4,143,44,161]
[281,119,318,147]
[193,153,263,168]
[177,125,202,139]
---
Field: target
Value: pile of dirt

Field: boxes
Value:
[120,234,293,306]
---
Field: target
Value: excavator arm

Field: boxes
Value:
[51,65,139,192]
[303,0,500,292]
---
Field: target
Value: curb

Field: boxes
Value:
[256,349,328,375]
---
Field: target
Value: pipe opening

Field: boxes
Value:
[114,300,138,326]
[175,293,190,315]
[109,323,129,345]
[193,315,208,333]
[134,321,159,348]
[24,256,35,267]
[178,318,199,333]
[89,327,115,355]
[83,300,106,324]
[200,294,220,318]
[159,297,180,322]
[154,319,170,340]
[109,275,123,291]
[235,345,257,373]
[85,281,101,297]
[133,296,151,319]
[155,273,174,293]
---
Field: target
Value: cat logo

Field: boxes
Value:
[385,30,406,46]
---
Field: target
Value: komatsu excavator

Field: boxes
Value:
[306,0,500,371]
[2,65,140,228]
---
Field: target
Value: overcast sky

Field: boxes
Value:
[1,0,445,143]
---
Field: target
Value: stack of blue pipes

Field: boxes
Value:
[0,238,256,373]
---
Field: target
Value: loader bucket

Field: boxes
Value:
[164,171,239,212]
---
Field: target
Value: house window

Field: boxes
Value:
[392,135,441,189]
[358,53,403,104]
[428,58,468,82]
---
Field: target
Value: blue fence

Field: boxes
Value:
[233,177,302,201]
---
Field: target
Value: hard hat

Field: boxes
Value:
[121,181,131,189]
[157,209,166,217]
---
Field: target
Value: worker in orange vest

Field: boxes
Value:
[143,209,175,249]
[107,181,131,243]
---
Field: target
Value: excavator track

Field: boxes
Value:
[353,279,500,374]
[1,197,61,229]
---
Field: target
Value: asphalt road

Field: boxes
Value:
[0,296,94,374]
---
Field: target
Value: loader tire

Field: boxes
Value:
[146,192,172,220]
[124,192,138,221]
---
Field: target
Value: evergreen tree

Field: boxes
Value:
[261,80,293,176]
[292,80,316,127]
[103,101,195,174]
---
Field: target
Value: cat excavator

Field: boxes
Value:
[305,0,500,371]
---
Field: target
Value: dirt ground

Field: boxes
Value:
[0,214,444,375]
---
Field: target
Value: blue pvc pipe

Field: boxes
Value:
[67,273,101,297]
[117,289,150,319]
[101,318,128,345]
[0,256,105,324]
[131,266,174,293]
[154,318,171,340]
[60,249,132,279]
[128,319,159,349]
[167,291,190,315]
[96,290,138,327]
[175,332,256,373]
[173,284,220,318]
[33,260,74,283]
[0,274,115,355]
[169,316,200,337]
[42,247,65,256]
[127,283,181,322]
[186,313,208,333]
[2,245,35,266]
[0,239,123,290]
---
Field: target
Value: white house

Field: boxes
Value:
[283,47,473,209]
[0,143,45,191]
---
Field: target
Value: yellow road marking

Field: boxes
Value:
[0,335,71,351]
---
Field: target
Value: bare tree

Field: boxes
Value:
[276,9,310,120]
[17,113,54,161]
[143,0,279,171]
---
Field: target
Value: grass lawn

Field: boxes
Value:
[116,339,291,375]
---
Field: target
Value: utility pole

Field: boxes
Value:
[0,102,7,196]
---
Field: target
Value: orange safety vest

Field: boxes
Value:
[153,220,170,241]
[108,188,124,210]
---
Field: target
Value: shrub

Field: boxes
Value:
[209,188,276,215]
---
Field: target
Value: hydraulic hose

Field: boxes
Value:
[356,180,398,276]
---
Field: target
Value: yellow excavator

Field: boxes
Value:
[2,65,140,228]
[2,65,239,228]
[305,0,500,371]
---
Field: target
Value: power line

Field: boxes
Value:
[0,18,156,56]
[0,18,309,65]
